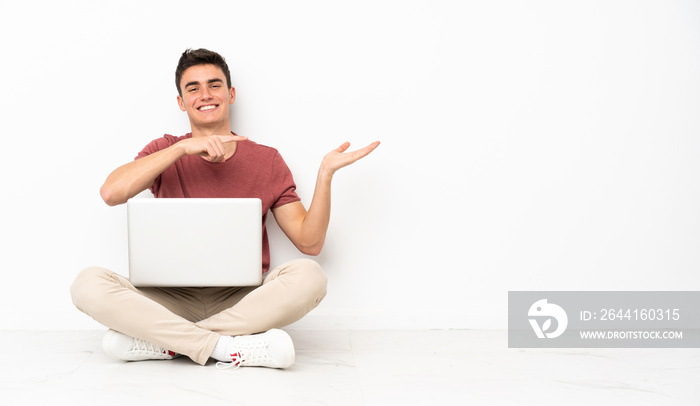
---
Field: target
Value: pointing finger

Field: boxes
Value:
[218,135,248,143]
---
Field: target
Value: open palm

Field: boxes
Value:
[321,141,381,174]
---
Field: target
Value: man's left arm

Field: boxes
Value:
[272,141,380,256]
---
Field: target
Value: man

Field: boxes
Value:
[70,49,379,369]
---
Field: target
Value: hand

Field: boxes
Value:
[179,134,248,163]
[321,141,381,175]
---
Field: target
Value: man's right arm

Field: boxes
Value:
[99,134,245,206]
[100,144,186,206]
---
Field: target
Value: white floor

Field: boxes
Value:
[0,330,698,406]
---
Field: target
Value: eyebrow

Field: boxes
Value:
[184,78,224,89]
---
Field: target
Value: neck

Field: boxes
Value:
[190,121,232,138]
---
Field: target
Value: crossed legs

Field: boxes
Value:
[70,258,327,365]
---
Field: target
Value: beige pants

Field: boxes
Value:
[70,258,327,365]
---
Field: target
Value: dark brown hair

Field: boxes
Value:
[175,48,232,96]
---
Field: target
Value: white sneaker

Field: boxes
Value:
[216,329,295,370]
[102,329,178,361]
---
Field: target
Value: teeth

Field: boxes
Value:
[199,105,216,111]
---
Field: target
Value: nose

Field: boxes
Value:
[200,86,212,100]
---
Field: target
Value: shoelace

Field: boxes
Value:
[215,340,272,370]
[131,337,172,356]
[216,351,244,370]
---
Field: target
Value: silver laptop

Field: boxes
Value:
[127,198,262,287]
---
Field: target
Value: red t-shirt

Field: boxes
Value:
[135,134,301,273]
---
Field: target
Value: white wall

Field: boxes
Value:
[1,0,699,330]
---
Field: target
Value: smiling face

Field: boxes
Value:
[177,64,236,133]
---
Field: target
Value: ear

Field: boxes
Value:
[229,87,236,104]
[177,95,186,112]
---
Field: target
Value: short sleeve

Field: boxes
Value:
[133,135,178,196]
[270,151,301,209]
